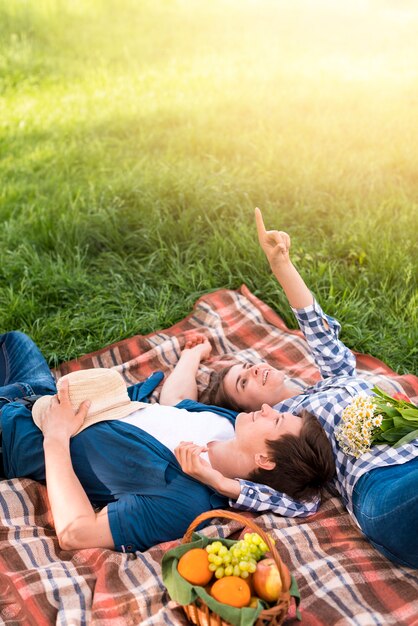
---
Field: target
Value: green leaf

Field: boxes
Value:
[372,436,389,444]
[377,406,402,419]
[371,386,396,403]
[393,416,415,429]
[394,429,418,447]
[372,387,418,413]
[380,418,394,432]
[397,400,418,409]
[378,427,414,443]
[397,408,418,421]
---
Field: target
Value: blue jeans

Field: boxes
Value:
[352,456,418,569]
[0,332,57,475]
[0,331,56,403]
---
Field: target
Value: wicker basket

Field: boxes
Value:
[180,509,293,626]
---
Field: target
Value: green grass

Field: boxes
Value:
[0,0,417,373]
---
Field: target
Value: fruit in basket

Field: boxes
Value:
[249,596,259,609]
[177,548,213,586]
[210,576,251,608]
[252,558,282,602]
[205,532,269,580]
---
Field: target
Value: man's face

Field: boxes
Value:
[222,362,290,411]
[235,403,303,459]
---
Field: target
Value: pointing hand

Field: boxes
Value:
[255,207,291,270]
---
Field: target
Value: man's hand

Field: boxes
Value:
[183,334,212,361]
[255,207,291,271]
[174,441,214,483]
[40,379,90,442]
[174,442,240,499]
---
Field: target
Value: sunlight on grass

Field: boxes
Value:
[0,0,417,371]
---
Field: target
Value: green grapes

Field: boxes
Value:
[204,532,270,580]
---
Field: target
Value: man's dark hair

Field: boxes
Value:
[248,410,336,501]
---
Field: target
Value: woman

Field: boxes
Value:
[164,208,418,569]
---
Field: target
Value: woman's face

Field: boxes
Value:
[222,362,292,411]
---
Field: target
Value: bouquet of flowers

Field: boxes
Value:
[335,387,418,458]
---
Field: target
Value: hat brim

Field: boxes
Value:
[32,394,147,436]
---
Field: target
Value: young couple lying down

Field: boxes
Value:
[0,209,417,568]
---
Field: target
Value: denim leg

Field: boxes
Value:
[0,331,56,402]
[352,457,418,569]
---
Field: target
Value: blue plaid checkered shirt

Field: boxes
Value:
[230,297,418,523]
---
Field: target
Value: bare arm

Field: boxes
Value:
[255,207,313,309]
[159,335,212,405]
[255,207,356,377]
[41,381,114,551]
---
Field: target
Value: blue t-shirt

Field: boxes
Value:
[1,398,237,552]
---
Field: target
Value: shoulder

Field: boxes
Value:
[175,399,238,420]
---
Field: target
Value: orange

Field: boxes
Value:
[177,548,213,586]
[210,576,251,608]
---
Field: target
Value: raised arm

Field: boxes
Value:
[255,207,313,309]
[159,335,212,405]
[255,208,355,378]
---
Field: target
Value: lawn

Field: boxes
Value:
[0,0,417,373]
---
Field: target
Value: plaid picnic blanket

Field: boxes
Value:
[1,285,417,626]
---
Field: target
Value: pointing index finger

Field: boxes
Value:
[255,207,266,238]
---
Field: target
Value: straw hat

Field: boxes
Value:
[32,368,147,436]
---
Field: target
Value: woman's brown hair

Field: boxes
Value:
[201,365,239,411]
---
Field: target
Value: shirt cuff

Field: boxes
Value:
[230,479,255,508]
[107,502,138,553]
[291,295,324,319]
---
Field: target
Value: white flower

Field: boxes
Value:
[373,415,383,427]
[336,395,380,457]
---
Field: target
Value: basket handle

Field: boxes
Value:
[182,509,289,592]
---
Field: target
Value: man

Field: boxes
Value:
[0,329,334,554]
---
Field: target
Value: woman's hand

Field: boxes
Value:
[255,207,313,310]
[40,379,90,442]
[255,207,291,271]
[159,335,210,405]
[183,334,212,361]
